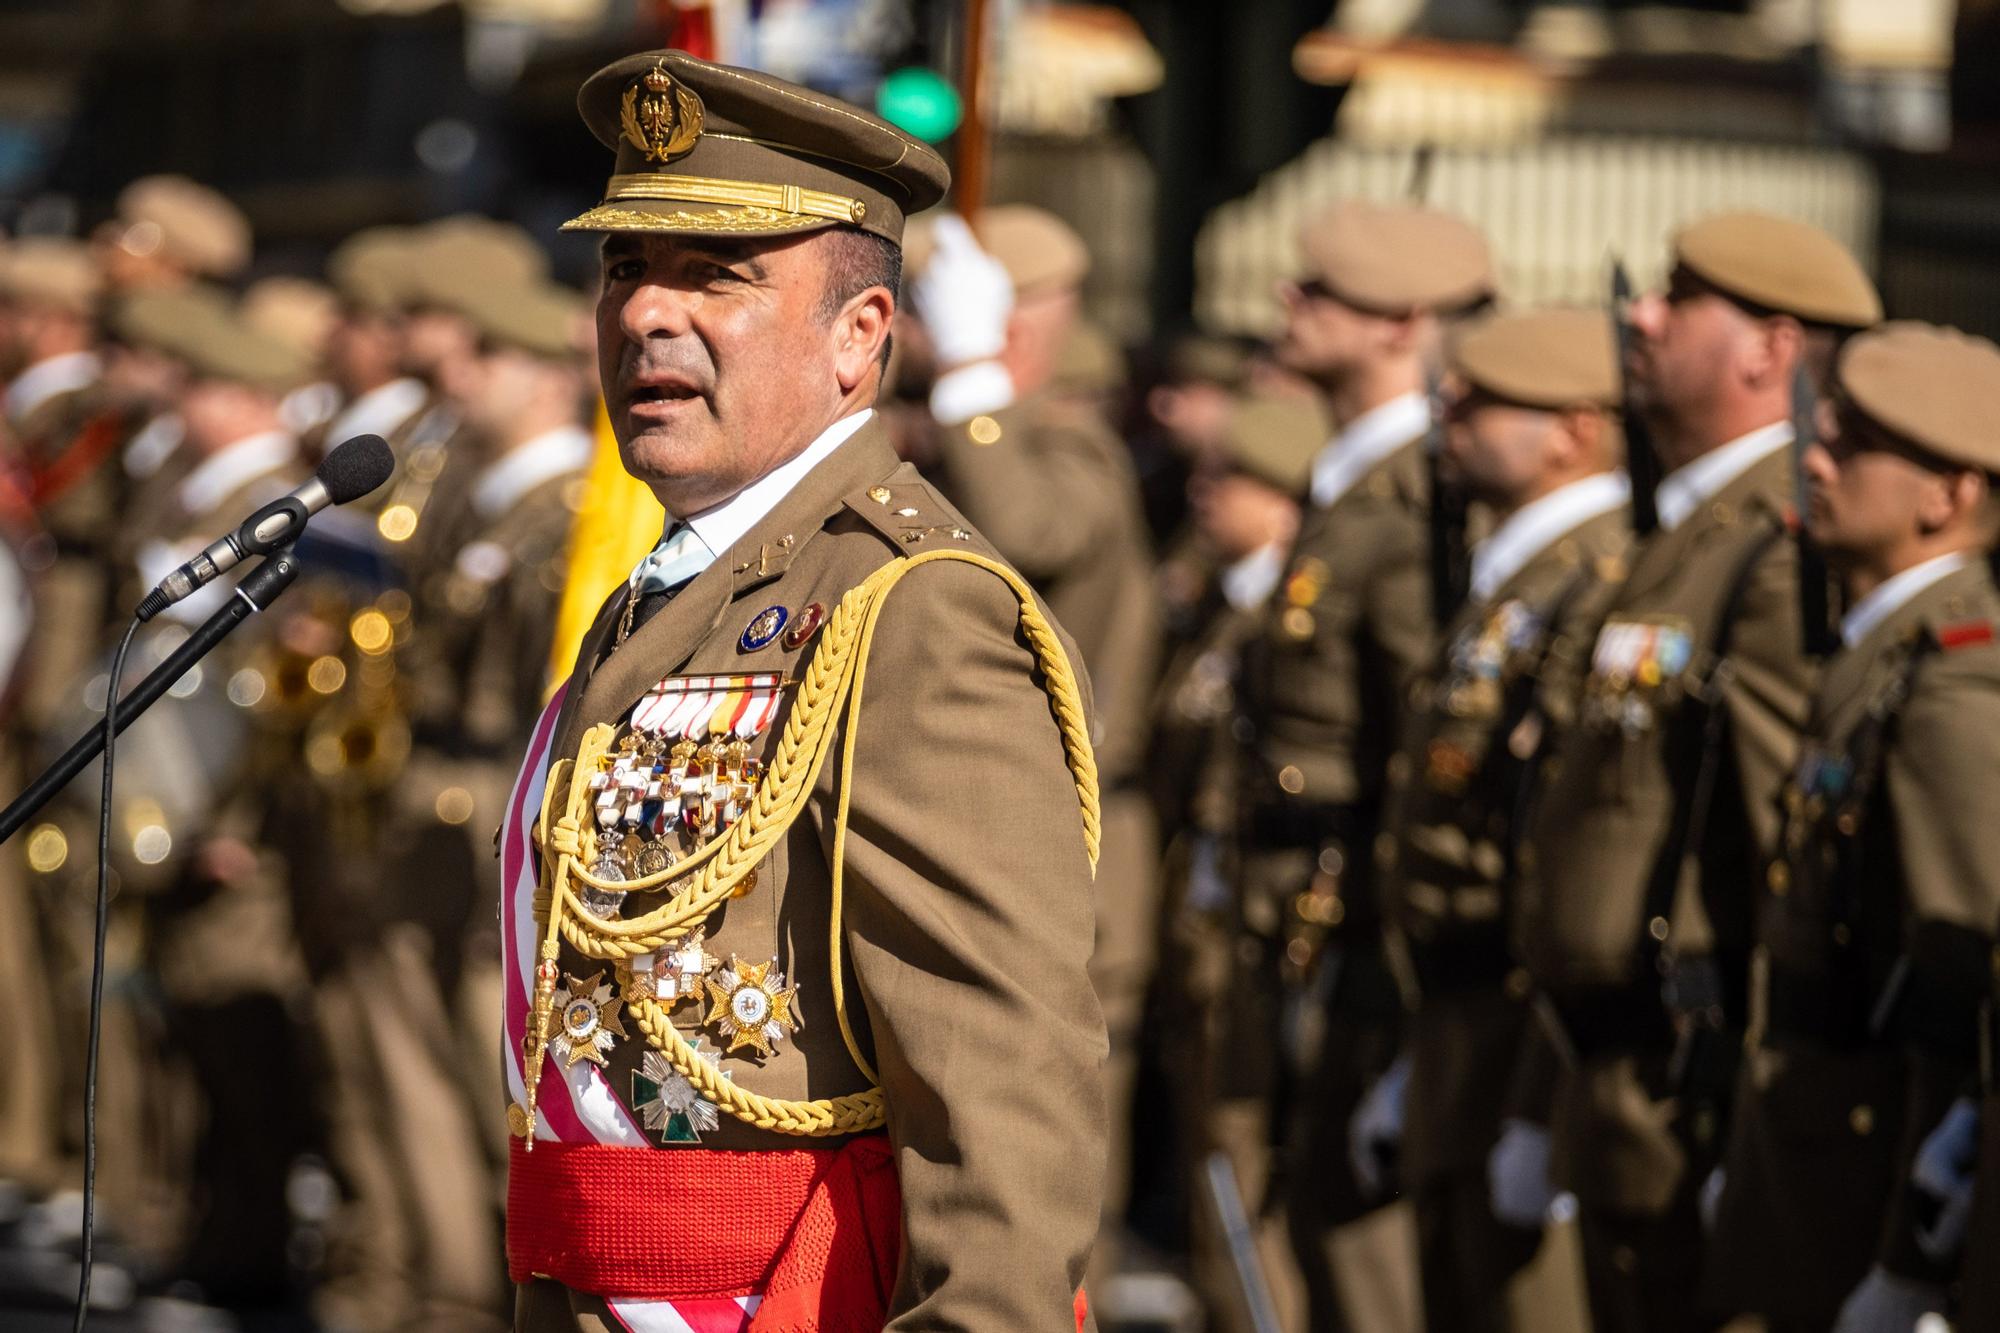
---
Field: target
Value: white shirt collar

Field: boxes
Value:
[5,351,101,425]
[472,424,592,520]
[674,409,875,565]
[324,376,427,449]
[1654,421,1792,532]
[176,430,298,517]
[1220,541,1286,612]
[1470,471,1631,603]
[1309,390,1431,509]
[1840,551,1975,649]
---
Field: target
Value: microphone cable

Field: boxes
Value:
[76,615,140,1332]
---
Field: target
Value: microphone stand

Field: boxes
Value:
[0,545,303,844]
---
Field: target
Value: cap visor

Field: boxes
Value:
[561,197,838,237]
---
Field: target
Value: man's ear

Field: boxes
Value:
[834,287,895,393]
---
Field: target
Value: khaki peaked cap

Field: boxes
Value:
[1673,211,1881,329]
[327,226,422,315]
[566,50,950,246]
[117,285,307,390]
[1452,307,1620,410]
[975,205,1090,296]
[407,216,550,314]
[1298,199,1494,317]
[0,237,102,316]
[457,280,588,360]
[114,175,252,278]
[1223,391,1327,494]
[1838,321,2000,474]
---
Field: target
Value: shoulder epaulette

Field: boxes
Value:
[841,478,974,554]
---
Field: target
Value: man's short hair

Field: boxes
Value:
[815,229,901,373]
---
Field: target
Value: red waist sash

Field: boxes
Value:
[507,1134,1089,1331]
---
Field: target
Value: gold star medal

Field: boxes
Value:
[630,1041,726,1144]
[549,970,628,1068]
[705,955,800,1058]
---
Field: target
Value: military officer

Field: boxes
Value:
[505,50,1104,1331]
[316,226,431,468]
[1151,390,1322,1333]
[1240,198,1492,1333]
[1376,308,1631,1333]
[1699,323,2000,1330]
[907,202,1163,1268]
[1512,212,1881,1333]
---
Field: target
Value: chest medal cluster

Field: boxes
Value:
[1583,617,1694,736]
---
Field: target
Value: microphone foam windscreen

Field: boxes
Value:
[316,434,396,504]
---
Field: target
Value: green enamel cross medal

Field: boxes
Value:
[631,1041,725,1144]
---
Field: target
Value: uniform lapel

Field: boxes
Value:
[555,418,903,758]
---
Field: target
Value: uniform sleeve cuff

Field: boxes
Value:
[929,361,1017,424]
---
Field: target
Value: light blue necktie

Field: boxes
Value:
[632,522,715,597]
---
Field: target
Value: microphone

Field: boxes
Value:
[136,433,395,622]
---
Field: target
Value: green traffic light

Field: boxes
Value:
[876,67,963,143]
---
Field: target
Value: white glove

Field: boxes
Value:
[1488,1117,1554,1230]
[1832,1266,1948,1333]
[1349,1051,1411,1198]
[1911,1095,1981,1265]
[908,213,1014,370]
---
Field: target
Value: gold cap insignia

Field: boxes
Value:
[621,59,704,163]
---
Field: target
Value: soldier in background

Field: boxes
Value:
[909,205,1164,1278]
[315,226,430,467]
[1376,308,1630,1333]
[1152,390,1322,1333]
[392,274,591,1162]
[1244,199,1492,1333]
[1513,213,1879,1333]
[243,274,343,440]
[1702,323,2000,1331]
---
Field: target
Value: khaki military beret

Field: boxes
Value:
[327,226,422,315]
[114,176,252,279]
[0,237,103,317]
[1222,390,1328,494]
[109,284,236,358]
[565,50,950,246]
[408,216,549,314]
[1672,211,1881,330]
[1838,321,2000,473]
[975,204,1090,297]
[1298,200,1494,317]
[457,280,587,360]
[1453,307,1619,410]
[241,276,339,360]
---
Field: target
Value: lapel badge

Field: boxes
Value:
[781,601,826,650]
[739,605,788,653]
[705,955,800,1058]
[632,1042,726,1145]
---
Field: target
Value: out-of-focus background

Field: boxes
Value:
[0,1,1995,1330]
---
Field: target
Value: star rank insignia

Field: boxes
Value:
[705,955,800,1058]
[549,970,628,1068]
[631,1042,726,1144]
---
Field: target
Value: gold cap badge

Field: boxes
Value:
[621,59,704,163]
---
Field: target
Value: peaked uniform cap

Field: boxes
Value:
[1222,390,1328,494]
[118,287,308,390]
[1298,200,1494,317]
[111,283,237,358]
[975,204,1090,296]
[327,226,423,315]
[1672,210,1882,330]
[0,237,103,316]
[565,50,950,246]
[1838,321,2000,474]
[114,175,252,279]
[241,275,339,359]
[1452,307,1620,410]
[409,215,550,313]
[456,279,588,361]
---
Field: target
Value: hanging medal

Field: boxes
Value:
[549,970,627,1068]
[631,1041,726,1144]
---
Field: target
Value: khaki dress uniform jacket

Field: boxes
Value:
[515,420,1108,1331]
[1707,558,2000,1325]
[1237,432,1431,1333]
[1517,444,1813,1332]
[1384,503,1629,1333]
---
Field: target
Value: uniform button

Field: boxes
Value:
[968,415,1003,445]
[1648,916,1670,942]
[1278,765,1306,795]
[1767,862,1790,894]
[1850,1105,1874,1136]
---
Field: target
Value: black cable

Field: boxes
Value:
[77,617,141,1332]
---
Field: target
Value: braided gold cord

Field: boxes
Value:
[527,548,1099,1137]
